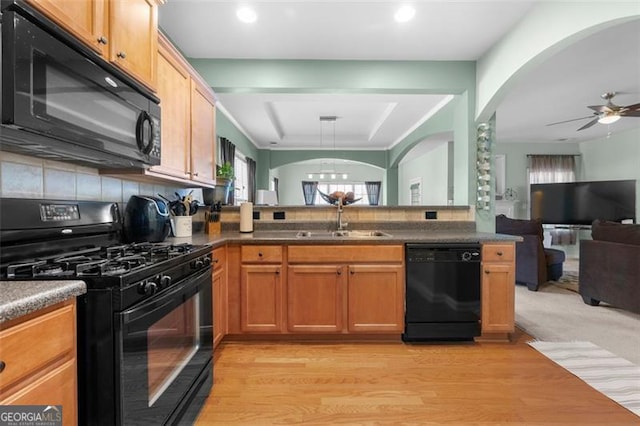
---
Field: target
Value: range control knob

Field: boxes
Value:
[139,281,158,295]
[192,259,204,269]
[160,275,172,288]
[203,256,212,266]
[462,251,473,261]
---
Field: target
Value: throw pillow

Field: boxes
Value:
[591,219,640,246]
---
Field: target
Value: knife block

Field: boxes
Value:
[205,221,221,235]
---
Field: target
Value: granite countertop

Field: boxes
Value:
[170,229,522,247]
[0,281,86,324]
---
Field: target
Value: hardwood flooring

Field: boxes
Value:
[196,330,639,425]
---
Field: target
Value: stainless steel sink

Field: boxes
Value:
[295,230,391,238]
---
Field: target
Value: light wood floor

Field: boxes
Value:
[196,330,638,425]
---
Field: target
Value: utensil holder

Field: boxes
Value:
[173,216,192,237]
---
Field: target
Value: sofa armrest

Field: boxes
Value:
[579,239,640,314]
[514,234,547,289]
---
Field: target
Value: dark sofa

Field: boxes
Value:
[496,215,565,291]
[579,220,640,314]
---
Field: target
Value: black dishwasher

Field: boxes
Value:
[403,243,481,341]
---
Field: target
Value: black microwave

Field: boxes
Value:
[1,4,161,169]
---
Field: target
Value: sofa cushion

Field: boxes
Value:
[591,220,640,246]
[496,214,543,238]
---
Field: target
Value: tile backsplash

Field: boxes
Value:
[0,152,180,202]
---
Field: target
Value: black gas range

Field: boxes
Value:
[0,198,213,425]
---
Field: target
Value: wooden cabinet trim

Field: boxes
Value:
[288,245,403,264]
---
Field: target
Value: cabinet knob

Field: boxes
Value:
[275,269,280,275]
[213,258,219,263]
[496,251,503,256]
[336,269,342,275]
[484,270,490,274]
[0,360,5,373]
[258,252,263,257]
[117,51,127,59]
[192,171,199,177]
[97,36,108,45]
[350,269,355,275]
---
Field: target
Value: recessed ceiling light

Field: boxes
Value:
[394,5,415,23]
[237,6,257,24]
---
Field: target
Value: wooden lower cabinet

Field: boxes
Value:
[480,243,516,340]
[287,245,404,334]
[287,265,345,332]
[347,265,404,333]
[240,265,283,332]
[212,247,227,348]
[0,300,77,426]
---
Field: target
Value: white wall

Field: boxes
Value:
[274,162,385,205]
[579,127,640,219]
[398,141,449,205]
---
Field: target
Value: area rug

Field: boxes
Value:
[528,341,640,417]
[549,271,579,293]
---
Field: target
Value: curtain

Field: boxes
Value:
[273,178,279,201]
[365,181,382,206]
[219,137,236,205]
[301,181,318,205]
[246,157,256,203]
[528,155,576,184]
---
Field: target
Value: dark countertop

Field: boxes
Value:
[168,229,521,247]
[0,280,86,324]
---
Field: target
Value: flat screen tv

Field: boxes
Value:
[530,180,636,225]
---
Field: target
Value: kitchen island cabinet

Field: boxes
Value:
[480,243,515,341]
[25,0,161,91]
[287,245,404,334]
[0,300,77,426]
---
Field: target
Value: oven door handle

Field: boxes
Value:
[121,267,211,324]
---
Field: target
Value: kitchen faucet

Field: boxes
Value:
[336,198,348,231]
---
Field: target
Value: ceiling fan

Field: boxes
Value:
[547,92,640,131]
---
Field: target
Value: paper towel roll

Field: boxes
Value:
[240,202,253,233]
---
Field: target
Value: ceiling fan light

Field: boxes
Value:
[598,114,621,125]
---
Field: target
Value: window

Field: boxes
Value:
[234,154,248,203]
[315,183,368,205]
[409,179,421,206]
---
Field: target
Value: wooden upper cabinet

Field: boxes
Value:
[154,38,191,179]
[109,0,158,91]
[25,0,107,54]
[190,78,217,185]
[25,0,160,91]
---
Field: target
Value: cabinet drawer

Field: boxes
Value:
[482,244,514,262]
[241,245,283,263]
[288,245,403,264]
[0,303,75,393]
[213,246,226,270]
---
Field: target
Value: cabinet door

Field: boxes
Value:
[0,359,77,426]
[287,265,345,333]
[213,268,227,348]
[153,41,191,179]
[347,265,404,333]
[481,263,515,333]
[109,0,158,90]
[240,265,282,332]
[190,79,217,185]
[26,0,107,55]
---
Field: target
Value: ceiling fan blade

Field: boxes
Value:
[546,116,594,126]
[577,117,599,131]
[587,105,614,113]
[622,102,640,111]
[621,110,640,117]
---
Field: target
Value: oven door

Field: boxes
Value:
[115,267,213,425]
